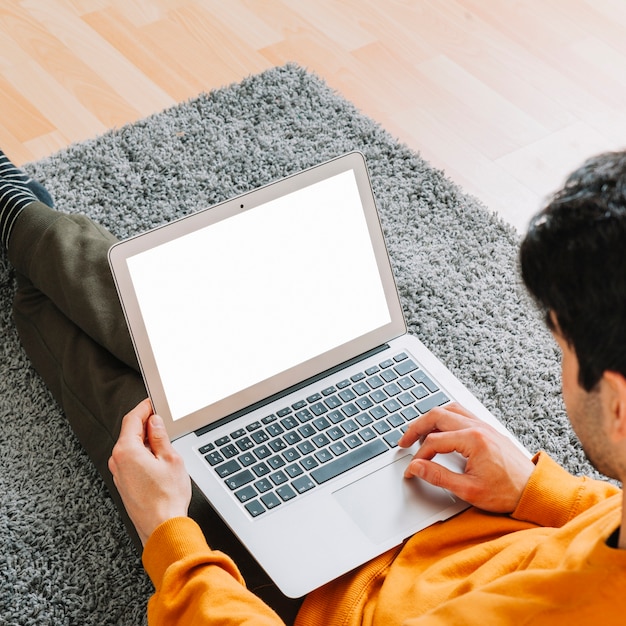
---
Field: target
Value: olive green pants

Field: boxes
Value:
[8,202,302,621]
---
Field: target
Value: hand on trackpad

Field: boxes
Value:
[332,454,466,544]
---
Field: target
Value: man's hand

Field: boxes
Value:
[108,399,192,546]
[399,403,535,513]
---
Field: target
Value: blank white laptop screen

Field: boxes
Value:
[125,169,391,422]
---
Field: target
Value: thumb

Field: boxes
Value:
[146,413,171,457]
[405,458,464,493]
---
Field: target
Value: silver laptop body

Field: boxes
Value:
[109,152,524,597]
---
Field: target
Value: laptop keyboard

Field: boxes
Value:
[198,352,449,517]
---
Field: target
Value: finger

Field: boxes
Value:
[118,398,153,441]
[398,403,474,447]
[403,457,467,495]
[146,413,174,459]
[413,430,473,461]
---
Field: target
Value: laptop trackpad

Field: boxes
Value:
[333,454,458,544]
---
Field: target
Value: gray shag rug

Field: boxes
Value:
[0,64,601,625]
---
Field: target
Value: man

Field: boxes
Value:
[1,148,625,624]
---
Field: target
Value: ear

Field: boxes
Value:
[602,371,626,440]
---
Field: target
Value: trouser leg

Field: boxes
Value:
[7,203,303,621]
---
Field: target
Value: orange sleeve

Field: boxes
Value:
[512,451,620,527]
[142,517,285,626]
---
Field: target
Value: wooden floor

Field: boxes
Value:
[2,0,626,232]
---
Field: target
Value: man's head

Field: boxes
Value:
[520,151,626,479]
[520,151,626,391]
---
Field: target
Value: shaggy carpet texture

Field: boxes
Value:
[0,64,600,625]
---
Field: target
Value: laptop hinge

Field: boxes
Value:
[194,343,390,437]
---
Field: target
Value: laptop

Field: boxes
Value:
[108,151,526,598]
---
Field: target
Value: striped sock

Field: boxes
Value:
[0,179,37,248]
[0,150,54,208]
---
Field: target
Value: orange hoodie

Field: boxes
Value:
[143,453,626,625]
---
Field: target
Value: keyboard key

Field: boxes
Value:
[330,441,348,456]
[245,500,265,517]
[356,396,374,410]
[383,383,401,397]
[342,403,359,417]
[367,375,384,389]
[339,388,356,402]
[324,395,342,409]
[280,416,299,430]
[365,365,380,375]
[284,431,302,445]
[360,427,377,442]
[384,430,403,448]
[315,449,334,463]
[292,400,307,410]
[215,459,241,477]
[356,413,373,426]
[277,485,297,501]
[394,352,409,362]
[402,406,419,421]
[353,382,370,395]
[398,392,415,406]
[374,421,391,435]
[261,492,281,509]
[254,478,272,493]
[395,359,418,375]
[306,392,322,403]
[342,419,358,434]
[398,376,416,390]
[310,402,328,416]
[344,435,362,449]
[198,443,215,454]
[235,485,257,502]
[296,408,313,422]
[298,424,316,438]
[313,417,331,431]
[350,372,366,382]
[268,455,286,469]
[379,359,394,369]
[297,441,316,455]
[230,428,246,439]
[270,470,288,485]
[254,444,271,459]
[292,476,316,494]
[416,391,449,414]
[412,371,439,393]
[370,390,386,403]
[236,436,254,451]
[369,406,387,420]
[383,399,402,413]
[261,414,276,424]
[251,430,269,444]
[312,434,330,448]
[252,462,270,477]
[327,426,344,440]
[336,379,351,389]
[238,452,256,467]
[328,410,344,424]
[204,451,224,466]
[246,421,262,432]
[381,369,398,382]
[215,436,230,446]
[225,469,254,490]
[301,456,319,471]
[282,448,301,462]
[277,407,292,417]
[311,440,387,484]
[222,444,239,459]
[285,463,304,478]
[269,439,287,453]
[387,413,405,428]
[321,386,336,396]
[266,423,284,437]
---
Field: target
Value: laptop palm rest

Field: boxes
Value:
[333,453,464,544]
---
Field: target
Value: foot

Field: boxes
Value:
[0,150,54,208]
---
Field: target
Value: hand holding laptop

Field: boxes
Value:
[400,402,535,513]
[109,399,192,546]
[110,398,534,548]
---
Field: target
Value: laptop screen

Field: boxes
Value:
[125,169,392,422]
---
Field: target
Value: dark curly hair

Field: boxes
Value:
[520,151,626,391]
